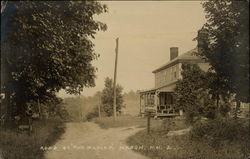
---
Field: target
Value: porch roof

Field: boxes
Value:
[139,88,157,94]
[156,83,176,92]
[140,83,176,95]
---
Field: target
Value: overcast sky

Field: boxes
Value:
[59,1,206,98]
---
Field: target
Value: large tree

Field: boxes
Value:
[175,64,220,122]
[1,1,107,119]
[198,0,249,105]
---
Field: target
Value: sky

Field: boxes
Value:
[58,1,206,98]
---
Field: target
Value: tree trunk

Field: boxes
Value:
[234,100,240,119]
[5,91,12,127]
[15,89,27,123]
[216,93,220,117]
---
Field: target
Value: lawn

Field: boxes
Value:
[0,118,65,159]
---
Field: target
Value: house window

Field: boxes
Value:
[174,71,177,79]
[171,65,177,80]
[165,70,168,83]
[171,66,174,81]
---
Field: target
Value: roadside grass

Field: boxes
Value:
[127,118,249,159]
[93,115,163,129]
[127,130,244,159]
[0,118,65,159]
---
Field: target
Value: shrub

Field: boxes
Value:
[161,118,189,131]
[128,118,249,159]
[190,118,250,156]
[0,118,65,159]
[86,107,99,121]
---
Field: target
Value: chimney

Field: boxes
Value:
[170,47,178,60]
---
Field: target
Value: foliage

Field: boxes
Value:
[86,90,141,120]
[161,118,190,132]
[123,90,140,116]
[0,118,65,159]
[203,71,231,103]
[63,91,102,121]
[64,97,84,121]
[198,0,249,103]
[127,126,247,159]
[175,64,233,122]
[127,118,249,159]
[174,64,217,122]
[101,77,124,117]
[80,90,141,120]
[86,106,99,121]
[190,118,250,156]
[1,1,107,117]
[23,95,69,120]
[123,90,140,101]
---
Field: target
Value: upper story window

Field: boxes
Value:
[171,65,177,81]
[155,64,180,87]
[174,72,177,79]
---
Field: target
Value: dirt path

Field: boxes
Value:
[45,122,149,159]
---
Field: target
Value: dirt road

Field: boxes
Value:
[45,122,149,159]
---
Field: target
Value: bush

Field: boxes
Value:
[0,118,65,159]
[161,118,189,131]
[128,118,249,159]
[86,108,99,121]
[190,118,250,156]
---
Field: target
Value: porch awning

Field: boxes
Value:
[157,85,175,92]
[140,83,176,95]
[140,88,156,94]
[156,83,176,93]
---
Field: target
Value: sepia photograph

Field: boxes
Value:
[1,1,249,159]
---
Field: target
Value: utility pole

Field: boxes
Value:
[98,97,101,119]
[79,90,82,121]
[113,38,119,121]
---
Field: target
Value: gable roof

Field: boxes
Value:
[152,48,204,73]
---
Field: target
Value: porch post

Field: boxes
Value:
[179,110,183,116]
[154,91,159,112]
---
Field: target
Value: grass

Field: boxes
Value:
[93,115,163,129]
[127,131,245,159]
[127,118,249,159]
[0,118,65,159]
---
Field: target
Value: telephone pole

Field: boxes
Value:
[98,96,101,119]
[79,90,83,121]
[113,38,119,121]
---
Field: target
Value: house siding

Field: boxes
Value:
[155,63,181,88]
[140,48,210,117]
[154,61,210,89]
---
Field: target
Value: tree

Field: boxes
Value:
[1,1,107,120]
[175,64,217,123]
[203,71,232,110]
[197,1,249,113]
[124,90,139,101]
[101,77,124,117]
